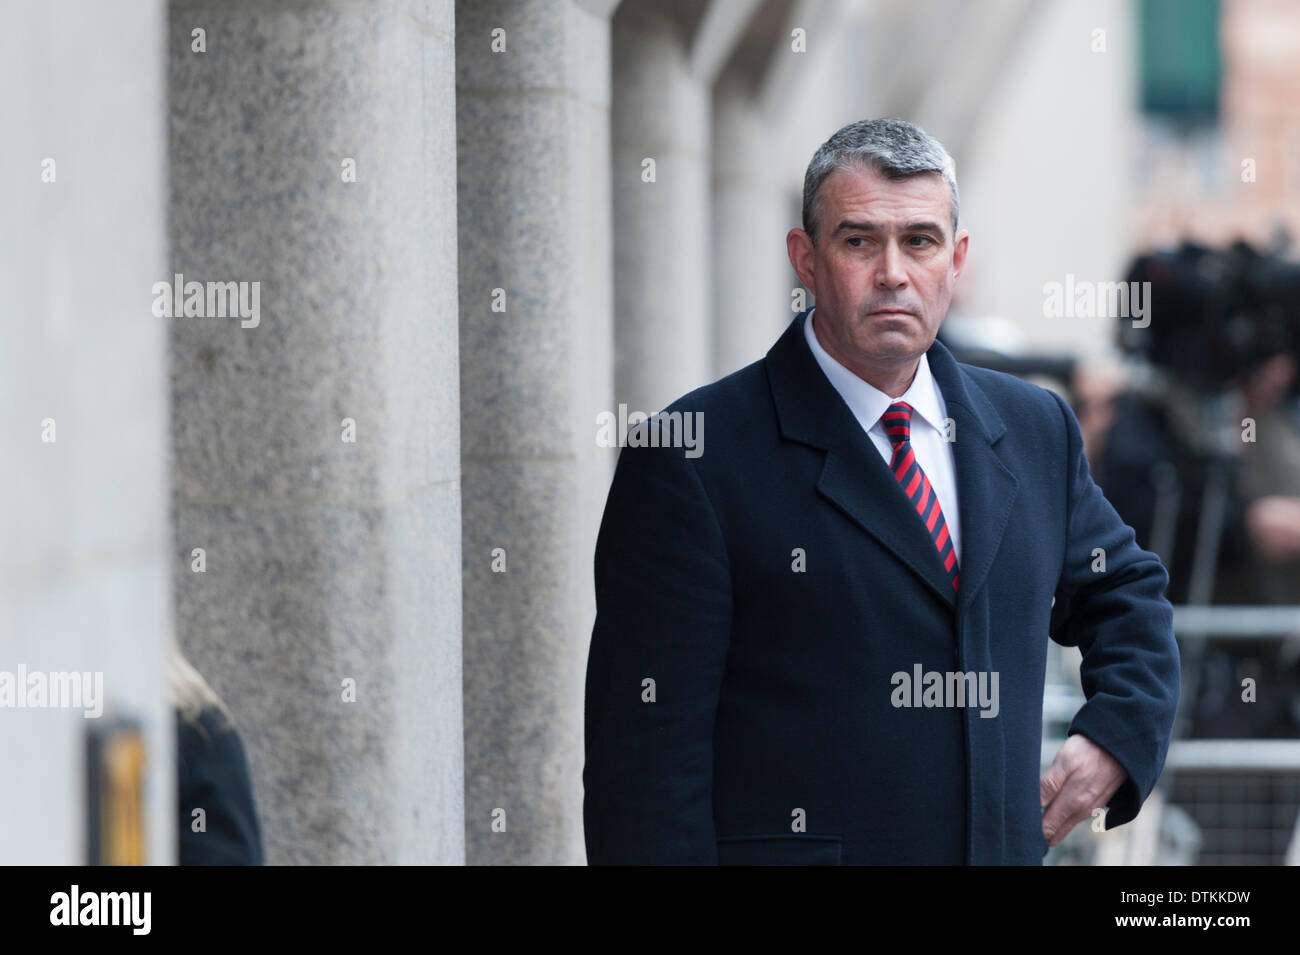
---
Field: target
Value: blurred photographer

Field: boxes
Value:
[1095,239,1300,739]
[1239,348,1300,603]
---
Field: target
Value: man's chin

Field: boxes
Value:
[856,333,929,362]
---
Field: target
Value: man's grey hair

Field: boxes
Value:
[801,118,959,246]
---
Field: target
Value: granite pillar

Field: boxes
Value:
[456,0,618,865]
[612,1,712,413]
[168,0,464,864]
[712,71,793,376]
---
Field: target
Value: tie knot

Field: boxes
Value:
[882,401,913,447]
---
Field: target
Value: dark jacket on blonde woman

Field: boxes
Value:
[170,638,264,865]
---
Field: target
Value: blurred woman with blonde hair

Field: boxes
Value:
[169,631,264,865]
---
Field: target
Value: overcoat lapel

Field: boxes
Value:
[765,308,1019,618]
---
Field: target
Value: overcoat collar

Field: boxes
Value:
[765,308,1020,618]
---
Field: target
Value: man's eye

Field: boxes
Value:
[847,237,866,247]
[909,235,935,247]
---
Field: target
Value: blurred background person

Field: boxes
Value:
[170,633,264,865]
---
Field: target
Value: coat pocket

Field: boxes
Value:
[716,833,842,866]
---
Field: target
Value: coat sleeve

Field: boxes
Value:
[583,426,733,864]
[1046,389,1181,830]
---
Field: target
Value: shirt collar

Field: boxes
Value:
[803,306,948,435]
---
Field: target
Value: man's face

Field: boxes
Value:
[787,164,969,374]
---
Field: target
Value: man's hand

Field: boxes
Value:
[1039,733,1128,847]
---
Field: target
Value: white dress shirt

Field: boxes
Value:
[803,307,962,565]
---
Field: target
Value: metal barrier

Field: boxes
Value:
[1041,605,1300,864]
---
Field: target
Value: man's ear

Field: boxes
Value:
[787,228,816,293]
[951,228,970,282]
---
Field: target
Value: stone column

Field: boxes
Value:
[456,0,618,865]
[0,0,171,865]
[612,1,712,413]
[712,71,793,377]
[168,0,464,864]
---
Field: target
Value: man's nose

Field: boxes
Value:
[876,240,908,289]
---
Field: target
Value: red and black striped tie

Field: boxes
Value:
[882,400,959,592]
